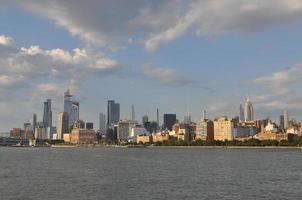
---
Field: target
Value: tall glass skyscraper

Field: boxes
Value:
[43,99,52,127]
[107,100,120,126]
[64,89,79,128]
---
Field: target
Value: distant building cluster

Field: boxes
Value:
[7,94,302,145]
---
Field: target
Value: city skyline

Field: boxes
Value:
[1,1,302,131]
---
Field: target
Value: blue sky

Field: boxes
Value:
[1,0,302,131]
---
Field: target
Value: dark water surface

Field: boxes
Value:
[0,147,301,200]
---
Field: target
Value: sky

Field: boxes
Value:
[1,0,302,132]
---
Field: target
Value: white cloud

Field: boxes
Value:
[0,35,119,96]
[4,0,302,51]
[142,64,193,87]
[0,35,14,46]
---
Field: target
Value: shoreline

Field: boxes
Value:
[49,145,302,149]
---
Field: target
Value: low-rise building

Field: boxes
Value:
[70,129,96,144]
[152,132,170,143]
[137,135,151,144]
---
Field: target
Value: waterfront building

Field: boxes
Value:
[170,123,194,142]
[284,110,289,129]
[244,97,254,122]
[195,119,214,140]
[163,114,176,131]
[34,126,48,140]
[64,89,79,128]
[99,113,106,133]
[117,120,138,141]
[10,128,22,138]
[107,100,120,125]
[128,126,149,142]
[152,132,170,143]
[43,99,52,127]
[57,112,69,140]
[70,128,96,144]
[136,135,151,144]
[214,116,235,141]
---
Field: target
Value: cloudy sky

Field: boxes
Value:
[1,0,302,131]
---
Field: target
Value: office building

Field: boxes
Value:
[117,120,138,141]
[99,113,106,133]
[43,99,52,127]
[64,89,79,128]
[163,114,176,131]
[195,119,214,140]
[284,110,289,129]
[280,115,284,129]
[33,113,37,129]
[107,100,120,125]
[244,97,254,122]
[57,112,69,140]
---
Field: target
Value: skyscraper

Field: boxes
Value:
[99,113,106,133]
[64,89,79,128]
[43,99,52,127]
[131,104,135,121]
[107,100,120,125]
[157,108,159,126]
[57,112,69,139]
[279,115,284,129]
[239,104,244,122]
[33,113,37,129]
[244,97,254,122]
[284,110,289,129]
[163,114,176,131]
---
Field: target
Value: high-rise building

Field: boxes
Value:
[244,97,254,122]
[131,104,135,121]
[43,99,52,127]
[117,120,138,141]
[163,114,176,131]
[239,104,244,122]
[214,116,235,141]
[279,115,284,129]
[33,113,37,129]
[284,110,289,129]
[57,112,69,140]
[99,113,106,133]
[157,108,159,126]
[64,89,79,128]
[196,119,214,140]
[107,100,120,125]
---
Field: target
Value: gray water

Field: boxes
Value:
[0,147,301,200]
